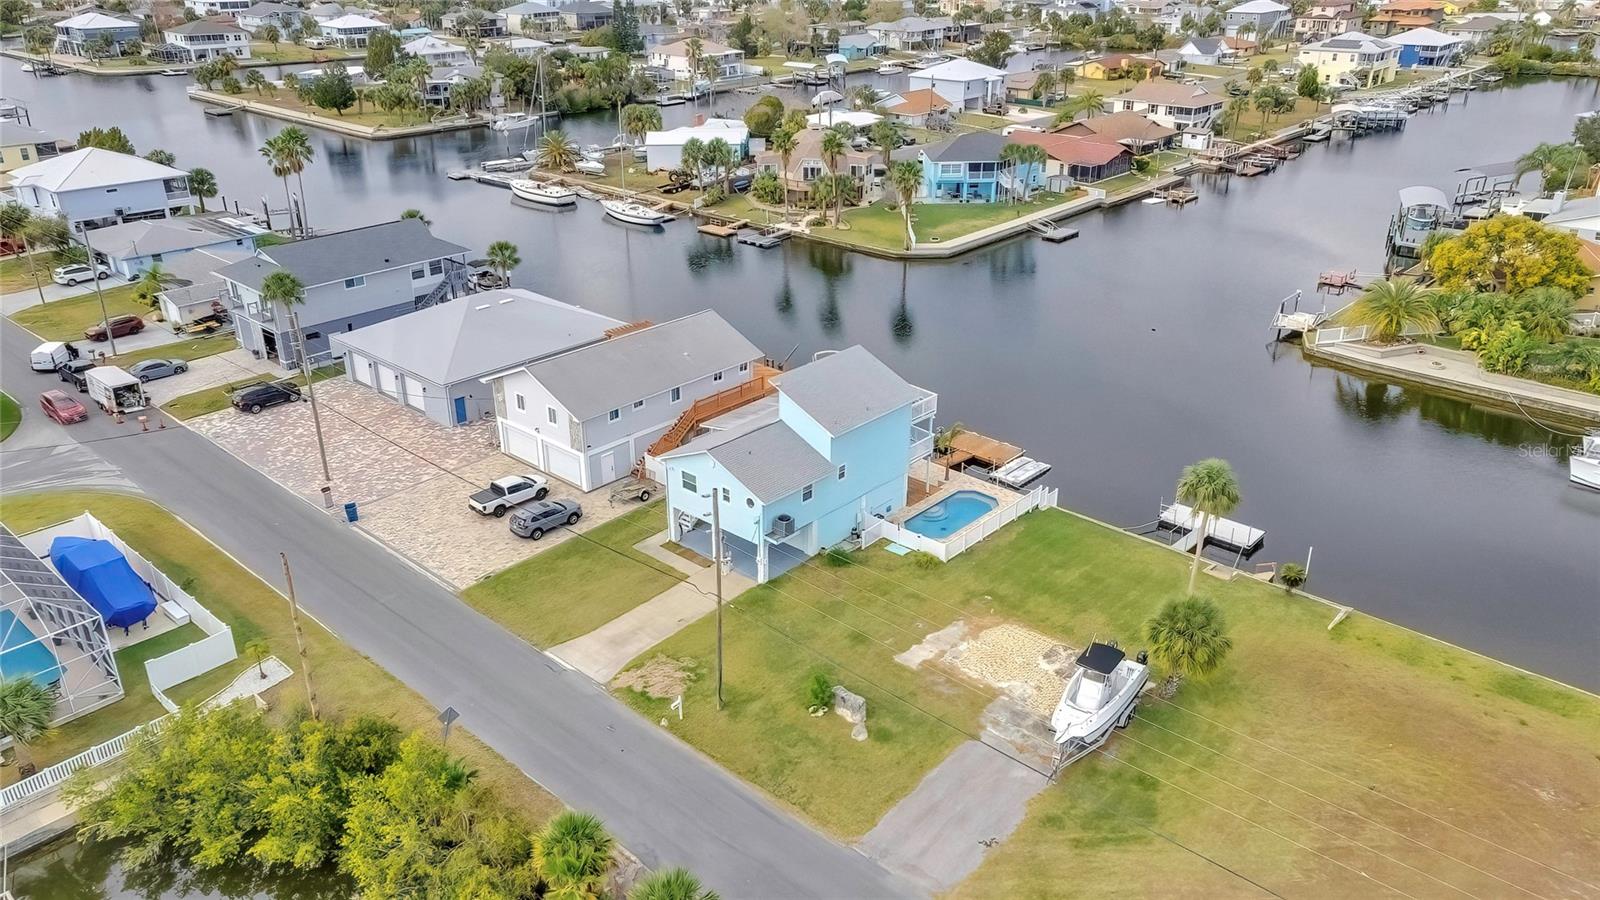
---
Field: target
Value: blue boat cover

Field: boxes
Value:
[0,610,62,688]
[49,536,157,629]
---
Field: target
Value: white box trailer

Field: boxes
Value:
[85,366,147,414]
[30,341,72,372]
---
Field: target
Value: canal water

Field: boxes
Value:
[8,834,349,898]
[3,63,1597,692]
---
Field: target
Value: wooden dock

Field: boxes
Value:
[939,431,1024,469]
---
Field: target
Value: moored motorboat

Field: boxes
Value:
[510,179,577,207]
[991,456,1051,488]
[876,62,904,75]
[601,199,674,226]
[160,68,187,76]
[1051,642,1147,749]
[1571,431,1600,490]
[489,112,536,132]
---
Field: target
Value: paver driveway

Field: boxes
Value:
[186,378,638,587]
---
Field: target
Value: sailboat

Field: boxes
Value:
[510,179,577,207]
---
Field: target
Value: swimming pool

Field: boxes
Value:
[903,490,998,539]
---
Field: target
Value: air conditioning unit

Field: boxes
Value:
[772,514,794,537]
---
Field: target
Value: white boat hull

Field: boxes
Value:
[1052,658,1147,747]
[1572,434,1600,490]
[510,181,577,207]
[602,201,672,226]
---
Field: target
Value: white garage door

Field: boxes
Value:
[544,443,584,487]
[402,376,426,411]
[376,365,398,400]
[350,353,372,385]
[502,426,541,466]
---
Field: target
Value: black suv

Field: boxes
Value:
[231,380,302,414]
[57,359,98,393]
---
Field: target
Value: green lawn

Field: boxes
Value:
[0,391,20,442]
[461,502,682,648]
[823,192,1078,253]
[7,284,149,342]
[105,332,236,368]
[955,112,1012,131]
[0,492,561,821]
[246,42,359,64]
[612,508,1600,895]
[1219,95,1325,143]
[162,363,343,421]
[0,251,71,294]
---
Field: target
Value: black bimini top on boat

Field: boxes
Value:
[1077,642,1126,675]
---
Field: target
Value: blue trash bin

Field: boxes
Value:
[344,502,359,523]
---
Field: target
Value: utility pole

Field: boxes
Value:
[280,553,319,719]
[710,489,724,710]
[76,223,117,356]
[287,308,333,484]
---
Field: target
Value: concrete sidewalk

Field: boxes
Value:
[3,279,102,313]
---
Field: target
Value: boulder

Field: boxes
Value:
[833,686,868,741]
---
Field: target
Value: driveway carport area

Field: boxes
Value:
[184,378,637,586]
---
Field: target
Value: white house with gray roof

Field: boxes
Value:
[160,20,253,62]
[483,311,763,491]
[85,212,266,278]
[329,289,624,427]
[214,218,469,368]
[660,346,937,582]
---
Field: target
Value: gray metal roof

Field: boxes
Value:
[167,19,247,34]
[771,345,921,435]
[85,214,256,259]
[922,132,1006,162]
[706,421,835,504]
[216,219,468,292]
[0,123,56,146]
[332,288,623,386]
[521,310,761,421]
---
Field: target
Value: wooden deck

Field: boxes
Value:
[937,431,1024,469]
[645,365,781,458]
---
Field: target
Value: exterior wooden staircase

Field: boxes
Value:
[629,364,781,479]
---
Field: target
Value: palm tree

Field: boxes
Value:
[258,134,295,234]
[486,240,521,283]
[1174,458,1240,594]
[684,37,703,107]
[1032,70,1057,101]
[621,103,663,148]
[819,126,847,223]
[536,130,581,172]
[767,127,798,220]
[187,167,218,213]
[1346,278,1439,344]
[535,811,613,900]
[400,208,432,225]
[998,143,1026,202]
[1515,142,1589,193]
[0,678,55,775]
[135,263,170,306]
[630,867,721,900]
[245,69,268,94]
[1017,143,1046,201]
[275,127,315,235]
[1145,597,1234,679]
[704,137,735,195]
[1515,287,1576,343]
[890,159,923,251]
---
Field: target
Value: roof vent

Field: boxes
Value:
[499,297,514,304]
[474,304,491,310]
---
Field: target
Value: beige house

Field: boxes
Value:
[754,127,881,202]
[1297,31,1400,87]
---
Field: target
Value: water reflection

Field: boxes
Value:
[13,836,350,900]
[686,237,735,274]
[892,262,914,344]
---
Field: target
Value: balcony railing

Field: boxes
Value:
[911,388,936,423]
[908,432,934,463]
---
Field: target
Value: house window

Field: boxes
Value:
[608,408,620,421]
[720,487,730,503]
[801,161,823,181]
[547,406,558,424]
[682,471,697,493]
[411,265,425,279]
[304,330,321,340]
[837,464,847,481]
[344,275,365,289]
[746,497,755,508]
[1122,100,1134,110]
[670,386,681,402]
[151,252,163,262]
[712,371,724,382]
[515,393,526,411]
[19,147,28,160]
[938,162,962,177]
[802,483,814,502]
[738,361,749,372]
[633,399,645,409]
[429,259,444,275]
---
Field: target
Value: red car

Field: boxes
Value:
[84,315,144,342]
[40,390,88,424]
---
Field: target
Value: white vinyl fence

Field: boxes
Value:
[23,513,238,713]
[861,485,1059,562]
[0,717,168,811]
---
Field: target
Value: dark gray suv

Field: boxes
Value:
[508,499,583,540]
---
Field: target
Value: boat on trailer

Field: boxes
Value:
[1051,642,1148,752]
[1572,431,1600,490]
[510,179,577,207]
[991,456,1051,488]
[601,199,674,226]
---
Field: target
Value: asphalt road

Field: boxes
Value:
[1,318,920,900]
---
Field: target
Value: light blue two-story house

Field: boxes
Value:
[917,133,1037,203]
[661,346,937,582]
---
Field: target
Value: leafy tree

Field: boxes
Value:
[611,0,642,53]
[0,0,32,29]
[1296,64,1320,101]
[365,27,399,74]
[400,208,432,225]
[1144,596,1234,679]
[1573,113,1600,161]
[76,126,136,154]
[309,66,357,115]
[221,76,244,95]
[1346,278,1439,343]
[889,159,923,250]
[0,678,55,773]
[751,169,784,204]
[1426,216,1590,295]
[728,11,756,54]
[968,30,1013,68]
[536,130,581,171]
[24,24,52,55]
[188,167,219,213]
[1467,321,1539,374]
[486,240,521,282]
[742,94,785,136]
[631,867,721,900]
[870,119,900,162]
[1174,458,1240,595]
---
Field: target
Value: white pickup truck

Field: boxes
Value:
[468,474,550,517]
